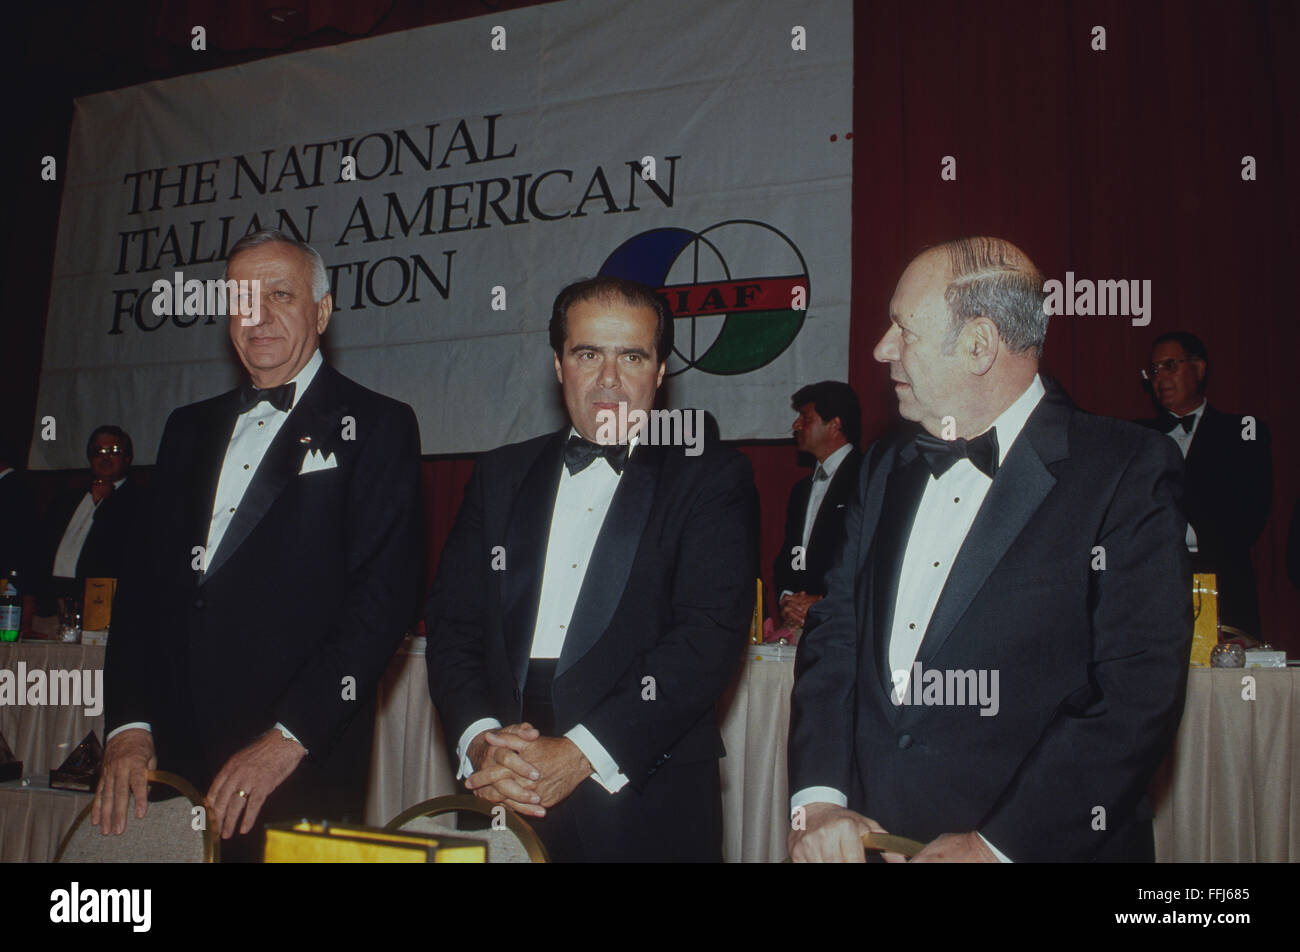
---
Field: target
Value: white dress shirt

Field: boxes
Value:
[107,351,323,750]
[454,430,634,794]
[204,350,323,570]
[1162,399,1206,552]
[792,375,1047,863]
[52,477,128,578]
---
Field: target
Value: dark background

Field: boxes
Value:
[5,0,1297,649]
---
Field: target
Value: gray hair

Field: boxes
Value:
[936,237,1047,357]
[225,229,330,303]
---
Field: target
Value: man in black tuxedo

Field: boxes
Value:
[96,230,422,859]
[774,381,861,631]
[41,426,140,604]
[425,276,757,862]
[788,238,1190,862]
[1136,332,1272,638]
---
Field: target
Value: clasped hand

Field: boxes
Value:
[464,722,592,817]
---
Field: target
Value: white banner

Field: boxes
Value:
[31,0,852,467]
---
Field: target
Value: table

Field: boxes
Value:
[0,779,91,863]
[1153,667,1299,861]
[367,643,1300,862]
[5,640,1297,862]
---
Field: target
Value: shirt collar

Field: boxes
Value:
[1174,399,1207,421]
[817,442,854,477]
[0,468,12,480]
[979,374,1046,466]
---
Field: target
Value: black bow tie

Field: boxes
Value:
[1160,412,1195,434]
[914,428,1000,480]
[237,382,295,415]
[563,435,629,475]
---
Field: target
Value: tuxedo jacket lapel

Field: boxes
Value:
[501,430,565,691]
[871,454,929,716]
[201,365,347,584]
[558,443,664,677]
[914,394,1070,669]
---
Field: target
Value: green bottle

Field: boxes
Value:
[0,571,20,642]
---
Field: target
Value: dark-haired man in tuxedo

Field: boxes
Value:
[1136,331,1272,638]
[774,381,862,632]
[425,276,757,862]
[788,238,1190,862]
[96,230,422,860]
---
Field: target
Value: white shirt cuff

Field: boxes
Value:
[273,721,308,754]
[978,832,1012,862]
[790,786,848,815]
[565,723,627,794]
[455,717,503,779]
[107,722,152,742]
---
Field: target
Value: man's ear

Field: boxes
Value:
[316,293,333,334]
[966,318,999,376]
[655,360,666,389]
[1193,358,1207,386]
[554,352,564,385]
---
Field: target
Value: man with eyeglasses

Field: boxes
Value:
[41,425,140,603]
[1137,331,1273,638]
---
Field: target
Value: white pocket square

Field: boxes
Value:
[299,449,338,474]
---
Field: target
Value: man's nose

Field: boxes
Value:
[873,327,898,363]
[598,359,620,388]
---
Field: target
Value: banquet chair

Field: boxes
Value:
[385,795,549,863]
[54,770,218,863]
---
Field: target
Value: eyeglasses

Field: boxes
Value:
[1140,358,1195,381]
[90,445,126,457]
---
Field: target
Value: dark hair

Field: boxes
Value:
[1152,330,1208,363]
[791,380,861,447]
[1152,330,1209,392]
[549,276,675,364]
[86,425,133,463]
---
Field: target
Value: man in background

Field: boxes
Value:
[41,425,140,605]
[773,381,861,632]
[1137,331,1272,638]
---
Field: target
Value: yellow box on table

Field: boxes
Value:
[264,820,486,863]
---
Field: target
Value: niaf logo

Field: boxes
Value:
[597,220,809,376]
